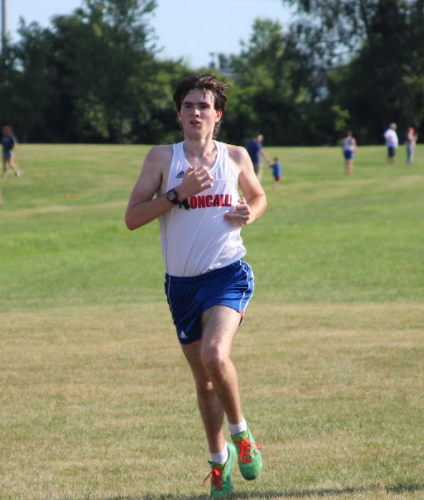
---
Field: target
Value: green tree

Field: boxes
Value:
[130,58,193,145]
[283,0,424,143]
[0,38,16,129]
[0,22,55,142]
[51,0,158,143]
[224,19,299,145]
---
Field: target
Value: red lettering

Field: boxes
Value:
[188,194,233,209]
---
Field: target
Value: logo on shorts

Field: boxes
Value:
[179,330,189,339]
[176,170,185,179]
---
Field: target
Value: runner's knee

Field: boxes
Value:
[201,348,228,377]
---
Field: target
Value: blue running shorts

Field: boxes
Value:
[388,146,396,158]
[164,259,254,345]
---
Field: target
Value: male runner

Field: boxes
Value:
[125,74,267,496]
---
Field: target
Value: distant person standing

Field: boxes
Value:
[246,134,270,181]
[384,123,399,164]
[2,126,21,178]
[269,157,282,188]
[406,127,418,165]
[341,131,357,176]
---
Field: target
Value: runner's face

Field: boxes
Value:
[178,90,222,138]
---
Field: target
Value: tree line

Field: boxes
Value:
[1,0,423,146]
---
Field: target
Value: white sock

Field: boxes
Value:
[210,444,229,464]
[228,417,247,436]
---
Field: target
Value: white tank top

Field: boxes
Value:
[159,141,246,277]
[343,136,353,151]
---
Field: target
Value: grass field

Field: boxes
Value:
[0,144,423,500]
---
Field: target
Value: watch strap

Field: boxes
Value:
[167,188,190,209]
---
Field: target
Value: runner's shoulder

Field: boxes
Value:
[224,143,250,164]
[144,145,173,171]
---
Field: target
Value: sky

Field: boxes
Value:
[6,0,293,68]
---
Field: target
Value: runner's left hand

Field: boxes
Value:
[224,198,252,225]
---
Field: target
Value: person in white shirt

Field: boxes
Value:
[125,74,266,497]
[384,123,399,164]
[341,130,357,176]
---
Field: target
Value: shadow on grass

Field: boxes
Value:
[103,481,424,500]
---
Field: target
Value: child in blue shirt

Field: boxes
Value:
[270,157,282,189]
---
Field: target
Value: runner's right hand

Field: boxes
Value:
[178,166,214,199]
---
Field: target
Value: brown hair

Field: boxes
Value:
[173,74,230,137]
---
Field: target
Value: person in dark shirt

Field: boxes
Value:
[246,134,270,181]
[2,126,21,178]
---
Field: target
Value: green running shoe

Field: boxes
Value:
[203,442,236,497]
[232,428,263,481]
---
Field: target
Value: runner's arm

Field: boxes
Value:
[225,146,267,225]
[125,146,174,230]
[125,146,215,230]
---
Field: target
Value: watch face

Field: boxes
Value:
[167,189,178,204]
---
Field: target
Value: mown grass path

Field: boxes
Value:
[1,144,423,499]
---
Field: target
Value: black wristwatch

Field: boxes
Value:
[167,188,190,210]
